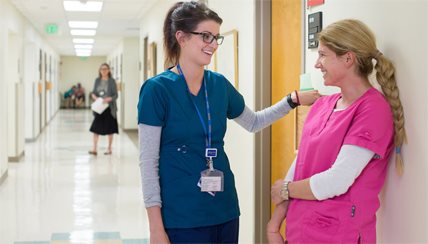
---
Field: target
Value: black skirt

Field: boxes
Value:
[90,107,119,135]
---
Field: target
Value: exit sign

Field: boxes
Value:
[45,24,58,34]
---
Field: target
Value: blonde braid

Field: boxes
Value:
[375,54,406,174]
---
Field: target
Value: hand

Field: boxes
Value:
[150,229,170,244]
[267,219,285,244]
[267,230,285,244]
[103,97,112,103]
[271,179,285,205]
[292,90,321,106]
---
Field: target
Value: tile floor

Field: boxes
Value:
[0,110,149,244]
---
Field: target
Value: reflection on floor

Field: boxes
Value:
[0,110,149,244]
[124,130,138,149]
[14,231,148,244]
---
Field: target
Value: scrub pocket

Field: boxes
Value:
[300,200,358,243]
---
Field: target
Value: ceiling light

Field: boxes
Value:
[76,50,92,56]
[76,51,91,54]
[73,38,94,44]
[69,21,98,29]
[64,1,103,12]
[70,29,96,36]
[76,53,91,57]
[74,44,93,49]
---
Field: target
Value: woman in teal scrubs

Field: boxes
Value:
[137,1,320,243]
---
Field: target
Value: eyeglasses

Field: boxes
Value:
[190,31,224,45]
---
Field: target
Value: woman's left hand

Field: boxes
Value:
[293,90,321,106]
[271,180,285,205]
[103,97,112,103]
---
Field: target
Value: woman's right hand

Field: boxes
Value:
[147,206,169,244]
[293,90,321,106]
[150,229,170,244]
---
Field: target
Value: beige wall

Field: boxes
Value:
[107,37,140,130]
[305,0,428,242]
[0,0,59,180]
[59,56,106,107]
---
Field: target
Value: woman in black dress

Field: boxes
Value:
[89,63,118,155]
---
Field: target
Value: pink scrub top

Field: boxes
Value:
[286,88,394,243]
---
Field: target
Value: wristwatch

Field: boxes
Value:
[286,93,299,109]
[280,181,290,201]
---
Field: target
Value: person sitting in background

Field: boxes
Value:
[75,83,86,108]
[63,85,76,108]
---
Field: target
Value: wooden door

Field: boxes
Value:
[271,0,302,238]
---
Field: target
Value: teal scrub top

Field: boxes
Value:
[137,69,245,228]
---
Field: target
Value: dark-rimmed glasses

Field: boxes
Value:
[190,31,224,45]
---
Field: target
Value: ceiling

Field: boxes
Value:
[9,0,156,56]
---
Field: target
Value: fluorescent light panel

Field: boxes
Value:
[76,50,92,56]
[69,21,98,29]
[64,1,103,12]
[73,38,94,44]
[74,44,93,49]
[75,49,92,53]
[70,29,96,36]
[76,53,91,57]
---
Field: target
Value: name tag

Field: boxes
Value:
[198,169,224,194]
[201,176,222,192]
[205,148,217,158]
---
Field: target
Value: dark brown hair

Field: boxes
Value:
[163,1,222,68]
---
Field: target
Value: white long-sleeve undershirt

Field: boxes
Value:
[284,144,375,200]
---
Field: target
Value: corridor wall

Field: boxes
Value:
[0,0,59,181]
[139,1,257,243]
[305,1,428,242]
[107,37,139,130]
[0,0,8,182]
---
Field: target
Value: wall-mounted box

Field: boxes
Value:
[308,12,322,49]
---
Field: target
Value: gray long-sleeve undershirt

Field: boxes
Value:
[139,97,292,207]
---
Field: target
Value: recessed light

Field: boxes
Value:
[74,44,93,49]
[73,38,94,44]
[70,29,96,36]
[76,49,91,52]
[76,53,91,57]
[69,21,98,29]
[64,1,103,12]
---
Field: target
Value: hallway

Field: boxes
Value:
[0,110,148,244]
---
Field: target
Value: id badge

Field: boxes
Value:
[200,169,224,192]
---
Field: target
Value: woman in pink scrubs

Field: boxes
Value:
[268,19,406,243]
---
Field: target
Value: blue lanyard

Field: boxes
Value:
[177,64,212,149]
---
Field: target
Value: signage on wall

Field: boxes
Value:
[307,0,324,7]
[45,23,58,35]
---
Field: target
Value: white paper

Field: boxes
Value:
[91,97,108,114]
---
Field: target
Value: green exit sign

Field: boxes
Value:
[45,24,58,34]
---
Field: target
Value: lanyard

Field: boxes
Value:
[177,64,212,149]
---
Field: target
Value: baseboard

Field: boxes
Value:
[26,133,40,143]
[0,169,8,185]
[123,128,138,132]
[8,151,25,163]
